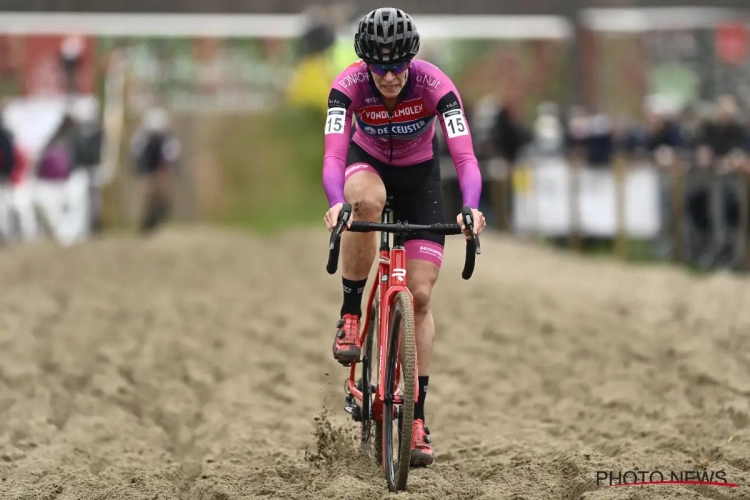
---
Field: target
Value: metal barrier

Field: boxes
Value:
[680,167,749,270]
[441,152,750,272]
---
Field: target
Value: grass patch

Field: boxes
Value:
[212,105,329,233]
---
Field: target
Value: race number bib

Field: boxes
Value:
[442,109,468,139]
[325,107,346,135]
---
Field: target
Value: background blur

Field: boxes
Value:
[1,0,750,272]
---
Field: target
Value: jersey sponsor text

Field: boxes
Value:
[416,74,441,90]
[338,71,369,88]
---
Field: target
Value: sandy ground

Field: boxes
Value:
[0,226,749,500]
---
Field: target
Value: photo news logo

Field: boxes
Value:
[596,470,738,488]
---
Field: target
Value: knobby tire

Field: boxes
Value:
[380,291,416,492]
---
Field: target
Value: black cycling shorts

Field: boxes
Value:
[344,136,447,268]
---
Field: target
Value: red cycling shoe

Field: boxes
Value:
[410,419,434,466]
[332,314,361,365]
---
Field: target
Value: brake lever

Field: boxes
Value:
[461,206,482,255]
[326,203,353,274]
[329,202,353,249]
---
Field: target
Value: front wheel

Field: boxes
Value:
[380,291,416,492]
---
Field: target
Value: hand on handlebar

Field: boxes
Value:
[326,203,480,277]
[324,202,351,232]
[457,208,485,240]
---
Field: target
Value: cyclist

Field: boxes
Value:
[322,7,486,466]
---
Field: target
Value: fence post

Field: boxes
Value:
[709,165,726,268]
[100,49,132,229]
[614,153,627,260]
[121,66,140,228]
[568,148,583,252]
[670,156,685,264]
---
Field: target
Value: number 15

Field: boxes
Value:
[326,115,344,134]
[447,115,466,137]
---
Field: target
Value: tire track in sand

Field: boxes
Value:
[0,227,748,499]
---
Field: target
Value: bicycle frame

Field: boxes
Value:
[326,200,479,491]
[346,206,418,424]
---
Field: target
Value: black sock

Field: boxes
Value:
[414,376,429,422]
[341,278,368,317]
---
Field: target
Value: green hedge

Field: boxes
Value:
[211,105,330,232]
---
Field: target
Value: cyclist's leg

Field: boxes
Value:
[386,153,445,466]
[341,163,385,282]
[332,143,387,364]
[400,182,445,415]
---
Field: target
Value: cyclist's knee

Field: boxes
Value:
[344,173,385,221]
[354,197,385,221]
[410,282,433,316]
[406,258,438,315]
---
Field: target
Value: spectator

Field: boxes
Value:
[0,102,16,183]
[59,35,85,95]
[9,144,38,243]
[531,101,564,158]
[287,5,337,115]
[582,112,615,168]
[297,5,335,59]
[488,100,531,164]
[70,97,105,233]
[696,94,747,170]
[130,107,181,234]
[677,102,703,152]
[0,105,15,244]
[470,93,502,162]
[563,105,588,154]
[34,113,79,245]
[37,114,75,181]
[9,143,27,186]
[644,109,682,150]
[329,2,360,73]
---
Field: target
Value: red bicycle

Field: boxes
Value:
[326,200,480,492]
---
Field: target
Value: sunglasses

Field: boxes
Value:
[368,61,410,76]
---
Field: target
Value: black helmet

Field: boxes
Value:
[354,8,420,64]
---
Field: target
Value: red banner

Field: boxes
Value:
[715,23,748,66]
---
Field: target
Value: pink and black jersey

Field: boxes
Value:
[322,59,482,209]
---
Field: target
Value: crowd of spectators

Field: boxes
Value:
[462,92,750,270]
